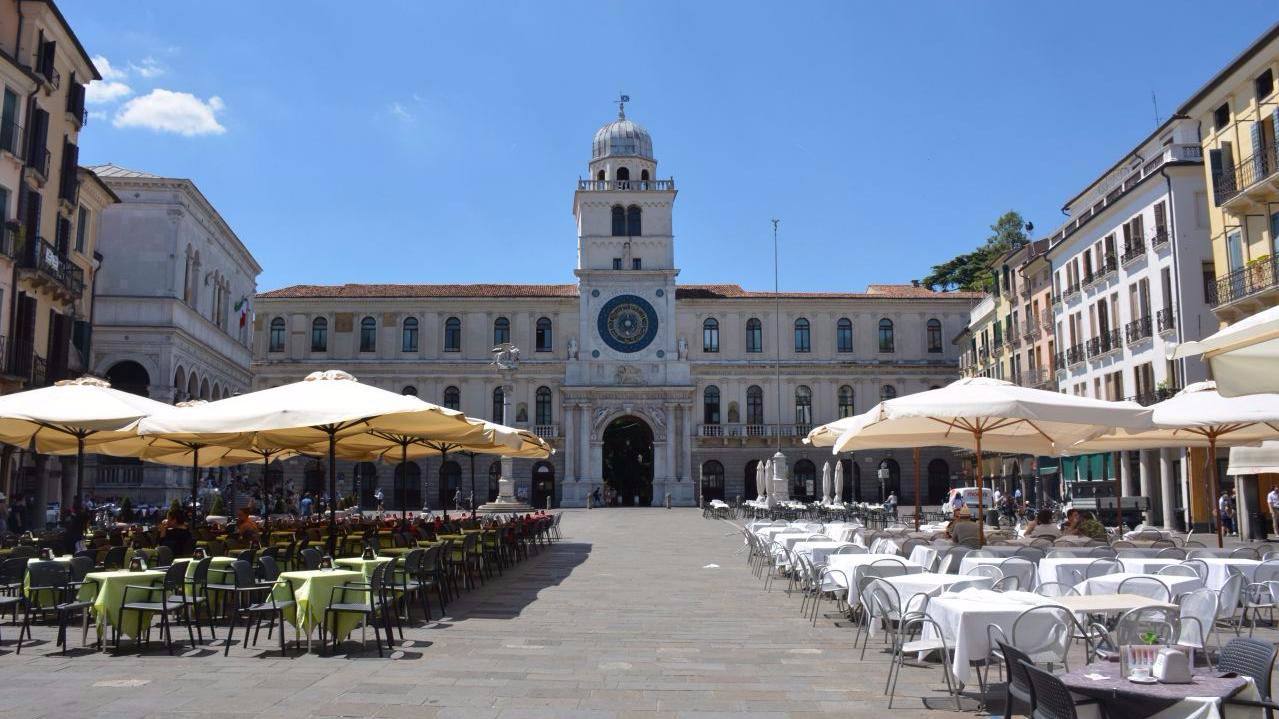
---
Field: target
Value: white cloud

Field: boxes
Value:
[113,89,225,136]
[87,111,107,121]
[85,80,132,104]
[130,56,166,78]
[388,101,413,122]
[92,54,127,81]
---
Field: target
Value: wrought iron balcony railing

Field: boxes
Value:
[1125,315,1152,343]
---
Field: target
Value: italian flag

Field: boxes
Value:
[234,297,249,327]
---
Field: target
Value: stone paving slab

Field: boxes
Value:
[4,507,1270,717]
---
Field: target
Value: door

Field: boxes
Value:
[531,461,555,509]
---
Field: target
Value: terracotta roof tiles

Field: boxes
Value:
[258,282,982,301]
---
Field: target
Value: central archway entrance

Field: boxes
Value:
[602,416,653,506]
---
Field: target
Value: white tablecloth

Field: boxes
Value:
[1038,557,1097,585]
[922,589,1051,684]
[821,522,860,543]
[792,540,853,565]
[1119,558,1183,576]
[1076,572,1202,600]
[1198,558,1260,591]
[883,572,994,603]
[822,553,921,602]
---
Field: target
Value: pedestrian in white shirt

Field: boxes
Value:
[1268,485,1279,538]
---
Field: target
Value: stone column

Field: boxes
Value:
[1138,450,1153,525]
[1120,451,1134,497]
[563,400,575,482]
[770,450,790,504]
[1159,448,1175,530]
[663,403,676,486]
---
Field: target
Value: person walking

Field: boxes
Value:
[1268,485,1279,538]
[453,488,463,511]
[1219,490,1236,536]
[883,491,898,517]
[374,487,384,512]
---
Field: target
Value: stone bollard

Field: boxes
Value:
[665,493,672,509]
[546,496,552,510]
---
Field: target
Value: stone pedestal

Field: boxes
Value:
[769,451,790,504]
[476,475,534,515]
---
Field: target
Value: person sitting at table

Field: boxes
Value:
[159,508,196,557]
[945,506,980,545]
[1061,508,1108,541]
[1022,508,1058,538]
[235,507,260,543]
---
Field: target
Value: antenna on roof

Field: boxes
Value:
[1151,90,1161,128]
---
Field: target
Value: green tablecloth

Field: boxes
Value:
[187,556,236,580]
[273,569,365,642]
[335,556,391,579]
[24,556,73,604]
[79,569,166,639]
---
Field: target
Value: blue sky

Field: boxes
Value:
[62,1,1277,293]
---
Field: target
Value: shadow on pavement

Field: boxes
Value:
[447,541,592,621]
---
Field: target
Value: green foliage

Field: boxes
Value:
[168,499,182,516]
[119,497,134,522]
[209,493,226,517]
[920,210,1030,291]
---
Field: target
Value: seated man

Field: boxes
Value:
[945,506,980,545]
[1022,508,1059,538]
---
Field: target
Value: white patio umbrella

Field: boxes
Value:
[1171,305,1279,397]
[1067,381,1279,546]
[833,461,844,505]
[831,377,1151,542]
[137,369,487,553]
[821,461,832,505]
[0,376,173,501]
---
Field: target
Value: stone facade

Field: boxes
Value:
[252,108,981,509]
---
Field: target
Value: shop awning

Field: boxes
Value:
[1227,441,1279,476]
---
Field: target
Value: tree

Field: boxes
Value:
[921,211,1029,292]
[209,493,226,517]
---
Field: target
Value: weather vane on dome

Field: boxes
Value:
[616,93,630,119]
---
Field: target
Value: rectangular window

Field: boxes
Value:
[0,89,17,156]
[1257,69,1274,101]
[1214,103,1231,132]
[75,206,87,253]
[1226,229,1244,271]
[535,319,552,352]
[631,258,641,270]
[269,320,285,352]
[793,321,810,353]
[612,258,622,270]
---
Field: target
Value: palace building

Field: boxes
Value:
[252,105,982,509]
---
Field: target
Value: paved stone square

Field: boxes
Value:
[0,509,1068,717]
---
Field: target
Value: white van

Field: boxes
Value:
[950,487,996,511]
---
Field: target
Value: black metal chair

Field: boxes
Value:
[322,560,394,656]
[18,560,97,655]
[298,547,322,571]
[100,546,127,570]
[224,560,290,656]
[1220,637,1278,718]
[418,544,448,616]
[116,561,194,654]
[1021,661,1094,719]
[152,545,175,569]
[996,641,1035,718]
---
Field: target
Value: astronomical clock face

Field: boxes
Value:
[597,294,659,353]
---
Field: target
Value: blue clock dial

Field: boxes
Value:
[597,294,659,353]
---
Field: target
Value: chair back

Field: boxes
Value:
[1085,558,1120,578]
[1000,557,1037,588]
[154,545,174,567]
[231,560,257,588]
[833,545,867,555]
[1157,564,1198,579]
[1035,582,1079,597]
[1186,548,1215,559]
[1176,588,1218,649]
[1014,546,1046,562]
[10,545,37,558]
[966,564,1003,581]
[996,641,1036,708]
[1012,604,1076,666]
[234,548,255,564]
[1088,546,1117,558]
[258,555,281,582]
[161,561,189,592]
[102,545,127,569]
[1155,547,1186,560]
[1230,546,1260,560]
[1255,560,1279,584]
[26,561,70,606]
[420,544,442,573]
[68,555,93,582]
[1219,637,1276,701]
[1117,576,1172,602]
[1114,605,1176,645]
[299,547,322,571]
[1021,660,1080,719]
[1217,572,1244,618]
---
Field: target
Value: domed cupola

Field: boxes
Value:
[591,101,653,160]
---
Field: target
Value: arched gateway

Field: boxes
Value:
[602,416,653,506]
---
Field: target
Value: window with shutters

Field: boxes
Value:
[359,316,376,352]
[1153,201,1168,244]
[65,73,85,127]
[75,206,88,253]
[34,33,56,86]
[26,107,49,176]
[55,216,70,256]
[59,138,79,201]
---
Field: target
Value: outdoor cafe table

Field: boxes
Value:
[823,553,922,603]
[188,556,236,581]
[1059,660,1259,719]
[1038,557,1098,585]
[1197,558,1261,590]
[24,555,73,604]
[792,540,853,565]
[79,569,166,640]
[273,568,365,649]
[335,556,392,579]
[922,588,1053,685]
[881,571,994,604]
[775,533,829,551]
[1076,572,1202,600]
[1051,593,1176,615]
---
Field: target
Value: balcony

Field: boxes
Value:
[532,424,558,439]
[1066,344,1086,366]
[1156,308,1176,333]
[1120,240,1146,266]
[697,423,816,444]
[1150,228,1169,250]
[992,342,1004,357]
[1086,328,1123,359]
[1127,385,1182,407]
[1063,282,1081,300]
[1083,257,1118,287]
[1018,366,1053,389]
[2,337,62,387]
[1214,141,1279,210]
[25,144,49,181]
[0,223,15,258]
[1022,324,1040,343]
[1005,333,1020,350]
[18,237,84,301]
[1124,315,1153,344]
[1207,255,1278,315]
[0,119,21,160]
[577,178,674,192]
[1053,351,1067,372]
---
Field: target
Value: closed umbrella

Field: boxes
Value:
[137,369,486,555]
[1171,305,1279,397]
[754,460,765,501]
[1068,381,1279,546]
[833,461,844,505]
[831,377,1151,542]
[0,376,172,503]
[821,461,832,505]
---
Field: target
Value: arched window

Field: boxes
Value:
[746,385,764,425]
[596,169,605,181]
[443,385,460,411]
[700,460,725,501]
[794,385,812,426]
[401,386,417,396]
[611,205,626,236]
[793,317,810,352]
[173,366,186,400]
[745,318,762,353]
[616,166,629,182]
[439,460,461,509]
[837,317,853,353]
[838,385,854,417]
[492,386,504,421]
[792,459,817,501]
[640,168,650,183]
[268,317,285,352]
[881,384,897,401]
[444,317,461,351]
[535,317,552,352]
[626,205,641,236]
[493,316,510,345]
[927,318,943,353]
[402,317,419,352]
[535,386,552,425]
[359,316,377,352]
[702,318,719,352]
[878,318,895,353]
[703,385,721,425]
[310,317,327,352]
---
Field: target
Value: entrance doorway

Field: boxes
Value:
[602,416,653,506]
[927,459,951,505]
[532,461,555,509]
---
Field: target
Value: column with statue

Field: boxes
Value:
[477,343,535,514]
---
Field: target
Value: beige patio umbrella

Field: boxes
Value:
[1066,381,1279,546]
[830,377,1151,542]
[137,370,486,554]
[1171,305,1279,398]
[0,376,173,501]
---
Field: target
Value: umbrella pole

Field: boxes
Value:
[401,441,408,525]
[328,431,337,557]
[75,435,84,506]
[913,447,920,531]
[1112,451,1123,531]
[1209,435,1223,548]
[262,455,270,542]
[191,447,199,526]
[974,431,985,545]
[469,452,476,519]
